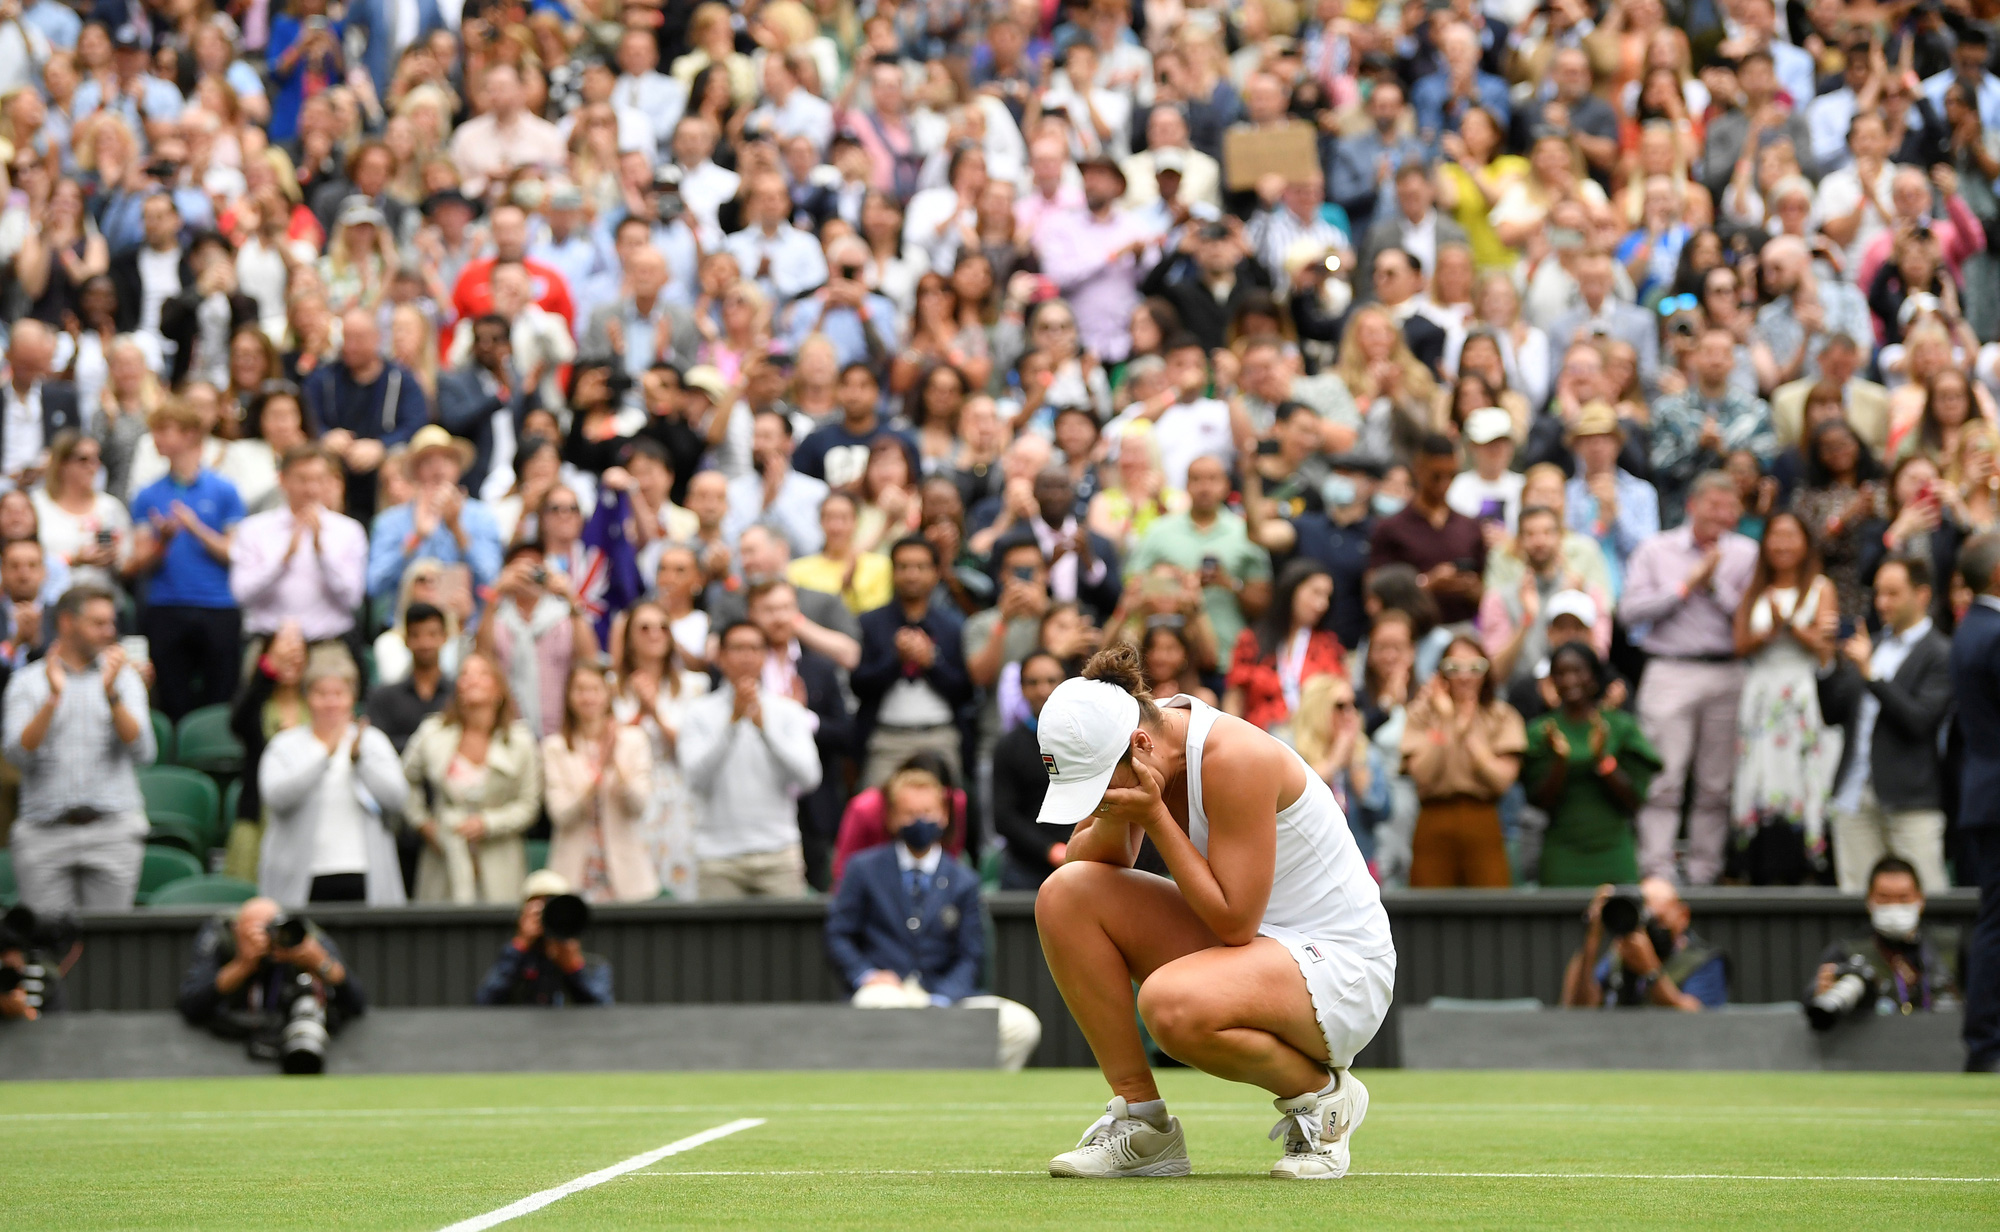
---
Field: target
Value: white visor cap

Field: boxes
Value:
[1034,677,1143,826]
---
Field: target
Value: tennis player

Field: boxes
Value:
[1033,644,1395,1179]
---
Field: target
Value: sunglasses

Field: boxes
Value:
[1656,293,1699,317]
[1440,658,1490,677]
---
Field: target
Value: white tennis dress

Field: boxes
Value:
[1166,694,1397,1067]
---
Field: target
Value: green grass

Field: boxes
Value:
[1,1070,1995,1230]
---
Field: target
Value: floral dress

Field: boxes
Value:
[613,671,709,900]
[1731,582,1844,881]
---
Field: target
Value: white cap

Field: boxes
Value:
[522,869,571,900]
[1545,589,1597,627]
[1464,407,1514,445]
[1034,678,1142,826]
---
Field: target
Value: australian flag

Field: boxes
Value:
[575,487,644,646]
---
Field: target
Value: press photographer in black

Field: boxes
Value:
[0,906,75,1022]
[1560,879,1728,1011]
[475,870,613,1007]
[176,896,366,1071]
[1804,856,1963,1030]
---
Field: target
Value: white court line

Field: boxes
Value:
[435,1118,763,1232]
[634,1167,2000,1184]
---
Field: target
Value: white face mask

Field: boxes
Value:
[1869,902,1922,940]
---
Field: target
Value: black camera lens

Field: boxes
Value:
[268,915,309,950]
[1600,894,1642,936]
[541,894,591,941]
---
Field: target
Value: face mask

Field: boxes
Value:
[1322,475,1357,509]
[899,818,944,855]
[1870,902,1921,940]
[1372,493,1407,517]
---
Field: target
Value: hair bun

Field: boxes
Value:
[1082,643,1152,699]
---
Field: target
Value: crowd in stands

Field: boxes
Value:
[3,0,2000,933]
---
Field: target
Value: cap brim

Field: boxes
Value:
[1036,763,1119,827]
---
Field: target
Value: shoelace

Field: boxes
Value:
[1074,1098,1136,1150]
[1268,1104,1325,1155]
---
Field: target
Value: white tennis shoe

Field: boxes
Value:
[1268,1071,1369,1179]
[1048,1097,1191,1178]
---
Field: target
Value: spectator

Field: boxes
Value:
[1770,334,1889,461]
[30,430,126,596]
[1122,452,1265,662]
[1619,471,1759,885]
[226,622,312,878]
[854,537,971,787]
[401,651,543,905]
[1356,247,1450,376]
[366,425,502,602]
[1,585,153,913]
[175,897,366,1042]
[1790,418,1882,625]
[364,601,452,755]
[438,315,542,501]
[612,600,709,901]
[1564,403,1659,599]
[125,399,244,720]
[1329,79,1430,232]
[581,248,700,383]
[229,444,365,648]
[1524,643,1660,887]
[542,664,657,905]
[1411,22,1512,140]
[1293,672,1392,869]
[680,620,823,900]
[830,749,971,888]
[1357,165,1471,302]
[475,871,614,1007]
[1033,156,1153,365]
[995,464,1124,623]
[1545,252,1659,387]
[1139,220,1271,353]
[1250,453,1382,649]
[788,491,891,615]
[706,525,862,662]
[991,650,1070,889]
[1369,434,1486,626]
[743,577,855,889]
[0,538,53,673]
[371,559,468,687]
[256,647,408,907]
[1807,856,1962,1019]
[1399,634,1525,887]
[1697,50,1817,198]
[795,363,910,491]
[1488,503,1609,667]
[1222,559,1343,734]
[1,322,81,493]
[826,764,1043,1071]
[476,541,599,740]
[1817,556,1953,894]
[722,407,830,559]
[448,64,566,198]
[1649,328,1776,528]
[1561,879,1728,1010]
[725,172,830,304]
[1754,236,1875,389]
[1730,510,1844,885]
[301,309,427,520]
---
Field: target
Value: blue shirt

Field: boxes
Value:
[130,470,245,609]
[24,0,80,48]
[366,499,504,600]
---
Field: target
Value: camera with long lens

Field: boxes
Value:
[0,906,74,1016]
[274,972,329,1074]
[1599,891,1643,938]
[266,914,310,951]
[1806,957,1879,1031]
[540,894,591,942]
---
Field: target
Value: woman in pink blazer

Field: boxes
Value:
[543,665,658,903]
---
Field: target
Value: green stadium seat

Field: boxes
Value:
[0,849,14,907]
[150,710,174,764]
[145,817,207,857]
[979,846,1004,891]
[524,840,549,872]
[137,846,205,902]
[138,765,222,846]
[174,705,244,776]
[147,875,259,907]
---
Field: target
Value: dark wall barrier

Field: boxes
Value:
[52,889,1978,1069]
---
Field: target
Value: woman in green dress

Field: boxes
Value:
[1524,643,1661,887]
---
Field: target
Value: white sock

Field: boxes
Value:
[1319,1070,1342,1098]
[1126,1098,1169,1130]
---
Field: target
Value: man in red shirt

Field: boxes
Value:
[450,202,577,335]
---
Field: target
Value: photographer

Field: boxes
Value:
[474,871,613,1007]
[176,897,365,1069]
[1804,856,1962,1029]
[1561,879,1728,1011]
[0,906,74,1022]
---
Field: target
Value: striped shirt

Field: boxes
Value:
[1,656,155,827]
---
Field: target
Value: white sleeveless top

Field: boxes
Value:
[1166,695,1394,958]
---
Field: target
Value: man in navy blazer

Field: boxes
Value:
[1949,533,2000,1071]
[853,536,973,787]
[825,766,1041,1069]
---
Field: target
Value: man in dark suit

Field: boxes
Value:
[1948,532,2000,1072]
[1138,222,1272,352]
[1817,556,1954,895]
[158,232,260,388]
[854,536,972,788]
[1346,247,1449,375]
[437,314,541,497]
[109,193,188,338]
[744,579,855,893]
[990,466,1124,623]
[825,764,1041,1069]
[307,142,415,243]
[0,322,81,491]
